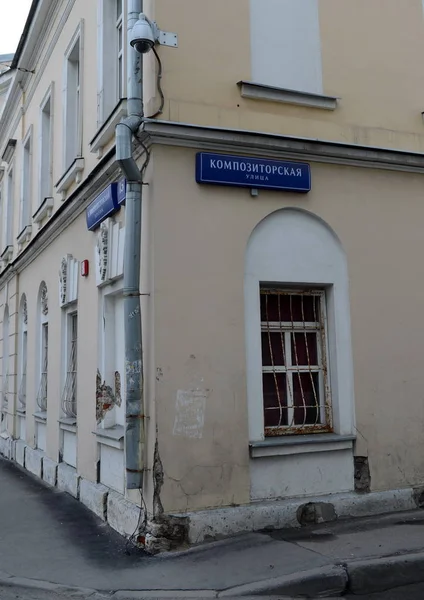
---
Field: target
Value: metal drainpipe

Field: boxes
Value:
[115,0,145,490]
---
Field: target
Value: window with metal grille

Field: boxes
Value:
[61,313,78,418]
[260,288,332,436]
[36,323,48,411]
[18,330,27,410]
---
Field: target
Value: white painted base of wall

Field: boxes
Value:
[36,421,47,451]
[100,445,124,493]
[182,488,418,544]
[62,430,77,468]
[250,449,354,500]
[17,415,26,441]
[0,435,422,552]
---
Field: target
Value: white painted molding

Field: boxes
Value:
[55,157,85,199]
[238,81,339,110]
[17,225,32,249]
[142,120,424,174]
[250,434,355,458]
[33,197,54,227]
[90,99,127,158]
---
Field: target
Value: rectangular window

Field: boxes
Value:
[98,0,125,125]
[4,168,14,248]
[61,312,78,417]
[36,323,48,411]
[250,0,323,94]
[260,288,331,435]
[18,329,27,410]
[116,0,123,100]
[39,90,53,204]
[20,131,32,233]
[64,34,82,170]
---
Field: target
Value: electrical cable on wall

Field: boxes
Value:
[146,47,164,119]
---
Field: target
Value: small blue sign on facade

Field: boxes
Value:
[86,183,120,231]
[196,153,311,193]
[117,178,127,205]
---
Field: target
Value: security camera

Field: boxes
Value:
[129,13,158,54]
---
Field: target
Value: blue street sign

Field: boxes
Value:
[196,153,311,193]
[86,183,120,231]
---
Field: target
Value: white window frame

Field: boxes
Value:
[36,284,49,413]
[2,305,9,414]
[260,287,331,436]
[61,308,78,418]
[18,295,28,411]
[97,0,126,126]
[20,126,33,234]
[0,169,4,253]
[245,208,355,444]
[3,164,14,249]
[98,283,125,429]
[39,84,54,206]
[63,21,84,172]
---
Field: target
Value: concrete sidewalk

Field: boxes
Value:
[2,457,424,598]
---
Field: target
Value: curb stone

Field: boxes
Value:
[218,565,348,597]
[347,552,424,595]
[2,552,424,599]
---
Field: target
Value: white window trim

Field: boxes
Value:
[2,305,9,414]
[18,295,28,412]
[38,83,55,207]
[33,196,54,227]
[3,163,14,251]
[19,125,33,236]
[244,208,355,452]
[238,81,339,111]
[62,20,84,178]
[98,280,124,430]
[36,282,49,413]
[61,307,78,419]
[97,0,126,128]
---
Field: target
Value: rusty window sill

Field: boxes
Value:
[250,433,355,458]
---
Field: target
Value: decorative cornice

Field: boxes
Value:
[142,119,424,174]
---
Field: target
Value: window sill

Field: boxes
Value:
[55,157,84,200]
[1,245,13,266]
[17,224,32,248]
[34,411,47,423]
[249,433,355,458]
[238,81,339,111]
[94,425,124,450]
[90,98,127,159]
[33,197,54,227]
[59,417,77,433]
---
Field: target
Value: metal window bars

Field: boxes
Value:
[18,330,27,409]
[36,323,48,411]
[18,367,26,409]
[61,314,78,418]
[260,288,332,436]
[2,371,8,411]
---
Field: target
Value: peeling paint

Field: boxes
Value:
[173,389,208,439]
[96,369,122,423]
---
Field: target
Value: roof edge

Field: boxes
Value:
[10,0,40,70]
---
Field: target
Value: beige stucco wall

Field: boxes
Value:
[154,0,424,152]
[10,212,99,481]
[151,144,424,512]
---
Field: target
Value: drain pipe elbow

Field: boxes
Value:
[116,119,143,183]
